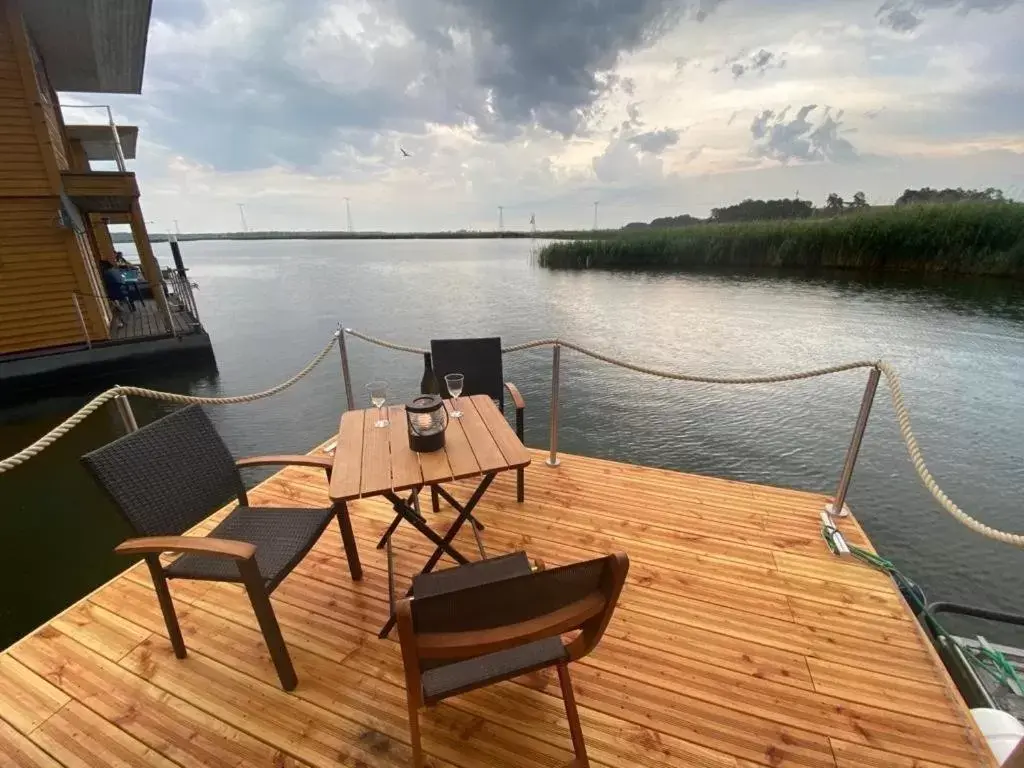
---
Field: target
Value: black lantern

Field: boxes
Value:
[407,395,447,452]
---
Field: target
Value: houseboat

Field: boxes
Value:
[0,0,212,398]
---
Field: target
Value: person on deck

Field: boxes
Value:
[100,261,136,312]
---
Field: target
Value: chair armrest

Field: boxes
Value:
[114,536,256,560]
[236,455,333,472]
[504,382,525,410]
[416,593,606,660]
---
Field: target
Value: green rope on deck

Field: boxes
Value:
[821,521,1024,693]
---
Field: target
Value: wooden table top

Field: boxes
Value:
[329,394,532,502]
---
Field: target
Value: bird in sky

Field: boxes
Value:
[400,147,411,158]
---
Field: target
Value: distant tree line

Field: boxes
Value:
[894,186,1005,206]
[623,187,1011,229]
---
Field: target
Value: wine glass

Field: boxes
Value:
[367,380,389,428]
[444,373,465,418]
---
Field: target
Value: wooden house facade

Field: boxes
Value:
[0,0,166,357]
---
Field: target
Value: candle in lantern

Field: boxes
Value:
[406,395,448,452]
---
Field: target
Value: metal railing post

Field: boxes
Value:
[827,366,881,517]
[107,106,127,172]
[159,279,178,337]
[546,343,561,467]
[338,326,355,410]
[113,394,138,433]
[71,293,91,349]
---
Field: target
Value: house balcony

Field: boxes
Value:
[60,170,140,214]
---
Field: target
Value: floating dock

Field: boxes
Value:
[0,448,995,767]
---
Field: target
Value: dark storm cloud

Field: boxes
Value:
[393,0,685,137]
[876,0,1021,31]
[629,128,682,153]
[126,0,694,172]
[751,105,857,163]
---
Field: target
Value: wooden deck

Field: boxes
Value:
[109,300,196,341]
[0,449,996,768]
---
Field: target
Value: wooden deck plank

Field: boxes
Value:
[0,655,69,734]
[0,449,995,768]
[11,627,309,768]
[30,699,180,768]
[0,716,59,767]
[48,602,151,663]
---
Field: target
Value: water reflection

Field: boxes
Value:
[2,238,1023,648]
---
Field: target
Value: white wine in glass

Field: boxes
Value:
[444,373,465,418]
[367,380,389,427]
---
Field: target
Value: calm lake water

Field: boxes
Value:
[2,238,1023,649]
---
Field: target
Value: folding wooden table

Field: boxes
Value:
[328,394,532,637]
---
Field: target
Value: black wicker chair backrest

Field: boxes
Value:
[411,554,627,662]
[430,337,504,411]
[82,404,243,537]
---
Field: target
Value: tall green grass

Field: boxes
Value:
[538,203,1024,277]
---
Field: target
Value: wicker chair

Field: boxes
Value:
[430,337,526,504]
[82,404,361,691]
[396,551,629,767]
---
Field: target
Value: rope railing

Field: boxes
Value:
[343,328,1024,550]
[0,332,339,474]
[3,325,1021,550]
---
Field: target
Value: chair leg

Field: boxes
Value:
[238,560,298,691]
[334,501,363,581]
[430,485,440,514]
[515,407,526,504]
[144,555,186,659]
[408,700,424,768]
[557,663,590,768]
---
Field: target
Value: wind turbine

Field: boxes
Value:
[344,197,353,233]
[237,203,249,232]
[593,201,600,230]
[498,206,504,233]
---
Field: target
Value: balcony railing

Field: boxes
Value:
[60,105,129,171]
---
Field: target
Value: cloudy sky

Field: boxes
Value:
[61,0,1024,232]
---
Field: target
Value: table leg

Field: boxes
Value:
[378,473,496,638]
[386,536,396,614]
[376,488,430,550]
[435,485,486,532]
[380,491,470,565]
[334,501,362,581]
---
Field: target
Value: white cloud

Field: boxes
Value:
[68,0,1024,231]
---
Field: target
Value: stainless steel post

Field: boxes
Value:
[71,293,91,349]
[108,106,127,172]
[546,343,561,467]
[827,366,881,517]
[114,394,139,433]
[158,278,178,337]
[338,326,355,411]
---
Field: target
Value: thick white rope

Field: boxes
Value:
[0,333,339,474]
[5,326,1020,548]
[876,361,1024,547]
[344,329,1024,548]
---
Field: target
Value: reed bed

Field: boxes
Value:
[538,203,1024,277]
